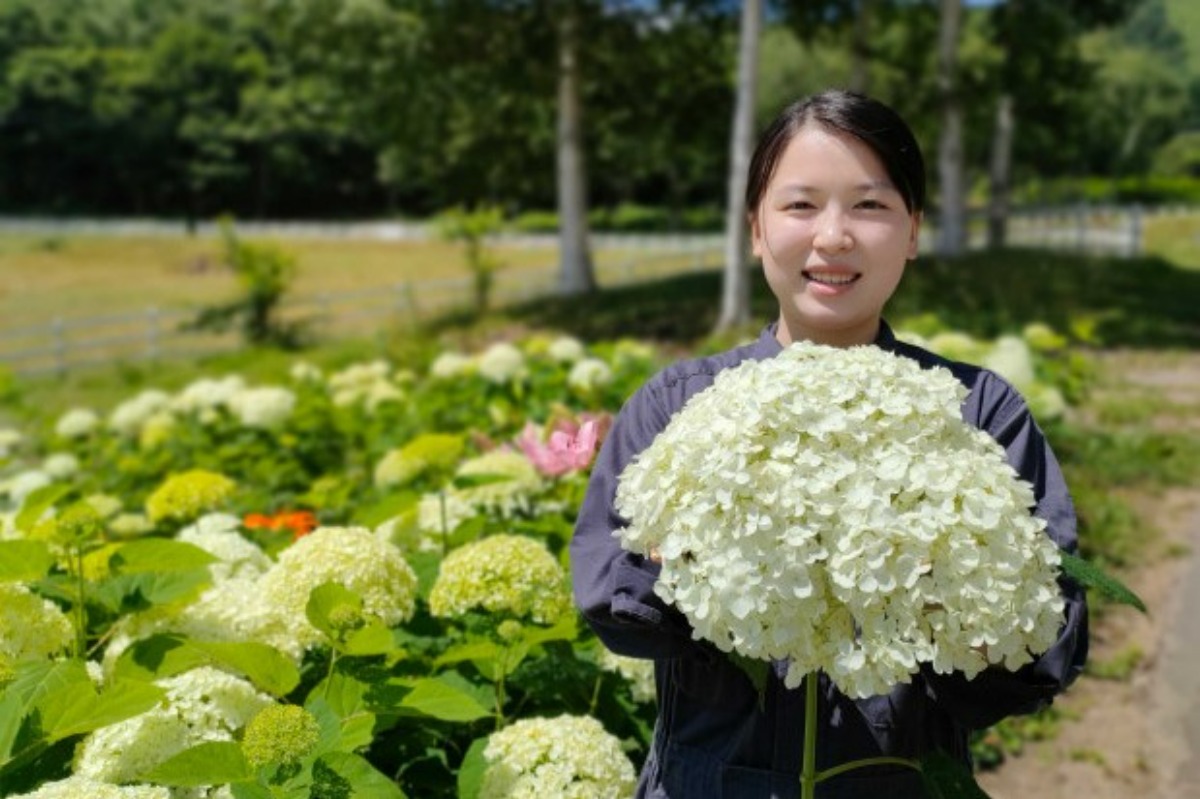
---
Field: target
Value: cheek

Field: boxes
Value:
[757,217,812,261]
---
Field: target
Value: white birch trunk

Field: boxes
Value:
[935,0,967,257]
[557,3,596,295]
[986,93,1014,249]
[715,0,762,332]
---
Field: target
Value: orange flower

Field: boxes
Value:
[242,510,319,541]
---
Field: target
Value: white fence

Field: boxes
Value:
[0,247,719,377]
[1,205,1193,377]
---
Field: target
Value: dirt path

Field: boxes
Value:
[978,351,1200,799]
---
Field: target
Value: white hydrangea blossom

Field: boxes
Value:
[41,453,79,480]
[480,715,637,799]
[288,360,323,384]
[54,408,99,439]
[84,494,124,519]
[429,351,474,380]
[567,358,613,396]
[108,390,172,437]
[476,342,526,385]
[982,336,1036,391]
[3,469,51,507]
[428,534,571,625]
[0,428,23,459]
[615,342,1066,699]
[75,667,273,784]
[1,582,74,671]
[452,450,543,518]
[170,376,246,415]
[226,387,296,429]
[255,526,418,656]
[596,649,656,705]
[548,336,586,364]
[177,513,272,582]
[416,491,477,536]
[7,776,171,799]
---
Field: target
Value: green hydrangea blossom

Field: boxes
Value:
[373,433,465,488]
[242,704,321,768]
[429,534,570,625]
[0,582,74,674]
[144,469,237,524]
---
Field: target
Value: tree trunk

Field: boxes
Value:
[986,93,1014,249]
[715,0,762,332]
[935,0,967,257]
[849,0,872,94]
[556,2,596,295]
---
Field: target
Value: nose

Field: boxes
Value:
[812,209,852,253]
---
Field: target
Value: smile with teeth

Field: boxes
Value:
[802,270,860,286]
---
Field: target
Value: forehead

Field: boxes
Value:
[770,124,892,190]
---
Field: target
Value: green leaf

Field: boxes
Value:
[39,677,164,741]
[110,538,217,573]
[342,622,398,657]
[307,673,369,720]
[113,635,299,697]
[518,614,579,647]
[305,582,363,639]
[919,749,993,799]
[451,473,512,489]
[351,491,418,529]
[94,569,212,613]
[728,652,770,711]
[307,697,375,755]
[456,736,489,799]
[399,675,492,723]
[0,540,54,581]
[434,641,501,669]
[140,740,252,786]
[1059,551,1148,613]
[14,483,72,534]
[314,751,406,798]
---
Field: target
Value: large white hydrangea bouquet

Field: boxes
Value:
[614,341,1066,701]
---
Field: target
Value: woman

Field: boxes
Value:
[570,89,1088,798]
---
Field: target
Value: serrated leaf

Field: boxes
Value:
[399,676,491,722]
[434,641,501,669]
[307,697,375,755]
[342,622,397,657]
[113,635,299,697]
[456,736,489,799]
[1059,551,1147,613]
[306,582,363,640]
[0,540,54,581]
[14,483,71,534]
[39,677,164,741]
[919,749,993,799]
[140,740,252,786]
[110,538,217,573]
[94,569,212,614]
[314,751,406,798]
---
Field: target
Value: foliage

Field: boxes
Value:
[435,206,506,314]
[184,218,304,349]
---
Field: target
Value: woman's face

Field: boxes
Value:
[751,123,920,348]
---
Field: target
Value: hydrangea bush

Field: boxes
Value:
[0,324,1093,797]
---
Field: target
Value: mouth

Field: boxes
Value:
[801,269,860,287]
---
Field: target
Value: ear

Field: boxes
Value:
[906,212,922,260]
[749,211,763,258]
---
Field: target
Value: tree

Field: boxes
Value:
[934,0,966,257]
[556,0,596,295]
[715,0,763,332]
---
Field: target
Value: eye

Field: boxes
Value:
[856,199,889,210]
[784,200,816,211]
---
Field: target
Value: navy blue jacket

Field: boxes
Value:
[570,322,1088,798]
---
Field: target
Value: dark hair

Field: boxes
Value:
[744,89,926,215]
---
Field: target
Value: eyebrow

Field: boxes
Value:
[775,181,898,193]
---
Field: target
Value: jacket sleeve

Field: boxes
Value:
[922,373,1089,730]
[570,380,710,660]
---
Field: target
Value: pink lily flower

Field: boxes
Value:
[518,418,602,477]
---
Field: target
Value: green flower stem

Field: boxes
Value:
[438,490,449,557]
[70,546,87,659]
[817,756,920,783]
[801,673,818,799]
[799,671,920,798]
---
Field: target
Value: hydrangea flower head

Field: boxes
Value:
[145,469,237,524]
[0,582,74,674]
[596,649,656,705]
[255,526,417,655]
[54,407,99,439]
[226,386,296,429]
[374,433,465,488]
[428,534,571,625]
[108,390,171,437]
[7,777,171,799]
[241,704,321,768]
[453,450,543,517]
[429,351,474,380]
[75,666,273,784]
[615,341,1066,699]
[170,375,246,414]
[548,335,586,364]
[476,342,527,384]
[480,714,637,799]
[567,358,613,396]
[982,335,1036,390]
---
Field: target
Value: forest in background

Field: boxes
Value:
[0,0,1197,224]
